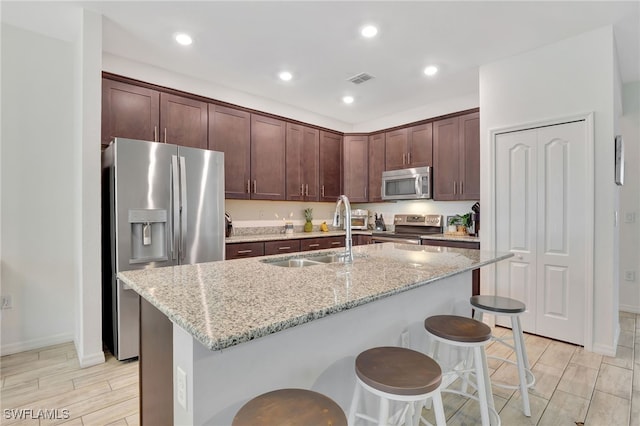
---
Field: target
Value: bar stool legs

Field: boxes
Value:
[424,315,500,426]
[470,295,535,417]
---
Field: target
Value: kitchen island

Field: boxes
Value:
[118,243,511,425]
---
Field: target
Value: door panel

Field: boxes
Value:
[178,146,225,264]
[495,130,537,331]
[535,122,586,343]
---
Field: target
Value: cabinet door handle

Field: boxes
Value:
[237,250,252,254]
[321,185,325,197]
[364,186,367,198]
[407,152,411,164]
[402,153,406,165]
[278,246,291,250]
[453,181,457,195]
[164,128,167,143]
[246,180,250,193]
[154,126,158,142]
[300,183,304,196]
[305,184,309,196]
[460,181,463,195]
[253,180,257,193]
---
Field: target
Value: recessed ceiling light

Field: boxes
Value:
[342,96,354,104]
[423,65,438,76]
[278,71,293,81]
[175,33,193,46]
[361,25,378,38]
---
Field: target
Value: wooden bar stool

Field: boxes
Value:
[232,388,347,426]
[470,295,535,417]
[348,346,446,426]
[424,315,500,426]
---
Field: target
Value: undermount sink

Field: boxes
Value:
[261,253,346,267]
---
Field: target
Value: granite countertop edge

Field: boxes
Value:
[119,249,511,352]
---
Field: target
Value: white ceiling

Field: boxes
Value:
[2,1,639,125]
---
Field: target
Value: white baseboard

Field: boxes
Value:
[619,304,640,314]
[76,347,106,368]
[0,332,75,356]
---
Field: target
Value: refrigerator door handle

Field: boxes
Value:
[171,155,180,260]
[179,156,188,261]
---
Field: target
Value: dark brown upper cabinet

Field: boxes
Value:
[343,135,369,202]
[286,123,320,201]
[102,79,160,146]
[250,114,286,200]
[319,131,342,202]
[384,123,432,170]
[208,104,251,199]
[368,132,386,202]
[159,93,208,149]
[433,112,479,201]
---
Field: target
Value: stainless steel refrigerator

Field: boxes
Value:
[102,138,224,360]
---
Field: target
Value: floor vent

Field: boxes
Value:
[347,72,375,84]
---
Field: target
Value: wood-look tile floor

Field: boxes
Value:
[1,311,638,425]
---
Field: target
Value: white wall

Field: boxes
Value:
[1,24,77,354]
[619,82,640,313]
[74,9,105,367]
[479,26,619,355]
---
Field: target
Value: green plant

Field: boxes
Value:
[304,208,313,222]
[448,216,458,226]
[456,213,472,227]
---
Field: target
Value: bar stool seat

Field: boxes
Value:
[470,295,535,417]
[424,315,500,426]
[232,388,347,426]
[348,346,446,426]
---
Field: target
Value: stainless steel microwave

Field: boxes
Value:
[381,166,432,200]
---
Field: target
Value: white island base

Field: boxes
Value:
[173,271,472,425]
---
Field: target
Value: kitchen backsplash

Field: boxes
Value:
[225,199,478,231]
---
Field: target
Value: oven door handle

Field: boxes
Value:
[371,236,421,245]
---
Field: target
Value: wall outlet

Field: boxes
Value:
[177,366,187,409]
[624,212,636,223]
[1,295,12,309]
[624,271,636,282]
[400,330,410,348]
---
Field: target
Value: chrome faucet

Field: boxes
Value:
[332,195,353,263]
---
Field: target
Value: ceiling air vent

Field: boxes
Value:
[347,72,375,85]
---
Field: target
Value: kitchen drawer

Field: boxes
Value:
[420,239,479,250]
[264,240,301,255]
[225,242,265,259]
[326,236,346,249]
[300,237,328,251]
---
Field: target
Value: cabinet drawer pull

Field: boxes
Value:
[308,244,320,248]
[237,250,252,254]
[278,246,291,250]
[331,241,341,245]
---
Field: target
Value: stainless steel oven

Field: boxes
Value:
[371,214,442,244]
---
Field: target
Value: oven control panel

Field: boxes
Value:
[393,214,442,227]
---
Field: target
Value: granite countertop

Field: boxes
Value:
[118,243,511,352]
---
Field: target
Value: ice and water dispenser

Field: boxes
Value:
[128,209,168,264]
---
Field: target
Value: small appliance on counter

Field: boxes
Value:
[374,213,387,231]
[225,212,233,237]
[346,209,369,230]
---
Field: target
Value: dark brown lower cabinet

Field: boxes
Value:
[225,242,265,259]
[140,297,173,426]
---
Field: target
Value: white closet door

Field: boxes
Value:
[495,129,538,332]
[495,120,587,344]
[535,122,587,343]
